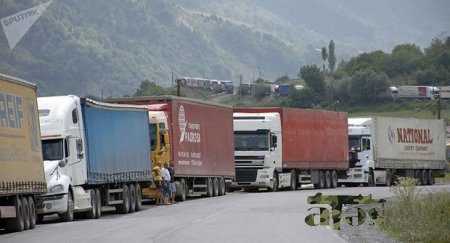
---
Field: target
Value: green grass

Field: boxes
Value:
[381,177,450,242]
[436,171,450,183]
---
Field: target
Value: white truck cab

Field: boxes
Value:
[233,112,281,190]
[37,95,91,221]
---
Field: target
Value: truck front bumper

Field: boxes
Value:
[234,168,274,188]
[36,193,68,215]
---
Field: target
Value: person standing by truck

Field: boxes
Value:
[161,163,171,205]
[152,162,163,205]
[168,162,176,203]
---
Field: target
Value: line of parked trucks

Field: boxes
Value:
[1,73,447,232]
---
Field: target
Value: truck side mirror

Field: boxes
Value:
[76,138,84,159]
[163,132,170,150]
[271,133,277,148]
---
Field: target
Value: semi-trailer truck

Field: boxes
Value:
[0,73,46,232]
[232,108,349,191]
[343,117,446,186]
[110,96,235,201]
[36,95,152,222]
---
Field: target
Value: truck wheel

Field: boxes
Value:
[271,172,278,192]
[180,179,187,201]
[421,170,428,186]
[414,170,421,185]
[290,171,297,191]
[134,184,142,211]
[368,170,375,187]
[5,196,24,232]
[206,178,213,197]
[129,184,136,213]
[27,196,36,229]
[385,169,393,187]
[218,177,226,196]
[85,189,97,219]
[331,171,338,188]
[95,189,102,218]
[427,170,435,185]
[60,191,74,222]
[314,171,325,189]
[325,171,331,189]
[21,196,30,230]
[116,184,130,214]
[213,178,219,197]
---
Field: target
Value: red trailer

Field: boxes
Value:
[110,96,235,199]
[233,107,348,190]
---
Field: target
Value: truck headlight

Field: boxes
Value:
[49,184,64,193]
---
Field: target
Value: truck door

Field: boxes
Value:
[359,137,372,164]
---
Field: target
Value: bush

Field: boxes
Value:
[381,177,450,242]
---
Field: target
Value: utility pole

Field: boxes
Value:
[258,66,262,80]
[177,78,181,97]
[171,67,174,87]
[239,74,243,97]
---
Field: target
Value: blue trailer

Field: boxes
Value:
[37,96,152,221]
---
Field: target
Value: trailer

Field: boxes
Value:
[0,73,46,232]
[343,117,447,186]
[109,96,235,201]
[36,96,152,222]
[232,107,349,190]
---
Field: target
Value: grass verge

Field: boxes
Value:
[436,171,450,183]
[380,177,450,242]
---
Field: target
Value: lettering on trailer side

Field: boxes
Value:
[0,93,24,130]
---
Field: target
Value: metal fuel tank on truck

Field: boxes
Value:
[0,73,46,232]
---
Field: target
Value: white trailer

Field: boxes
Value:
[342,117,446,186]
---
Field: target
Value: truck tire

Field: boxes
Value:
[213,178,219,197]
[421,170,428,186]
[289,171,297,191]
[60,191,74,222]
[414,170,421,185]
[271,172,278,192]
[314,171,325,189]
[85,189,97,219]
[218,177,226,196]
[206,178,213,197]
[21,196,30,230]
[134,184,142,211]
[128,184,136,213]
[325,171,331,189]
[27,196,36,229]
[427,170,435,185]
[180,179,187,201]
[331,170,338,188]
[367,169,375,187]
[95,188,102,218]
[385,169,393,187]
[116,184,130,214]
[5,196,24,232]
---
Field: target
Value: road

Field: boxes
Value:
[1,183,449,243]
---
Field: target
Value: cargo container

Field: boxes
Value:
[232,107,349,191]
[394,86,439,100]
[36,95,152,222]
[0,73,46,232]
[109,96,235,200]
[343,117,447,186]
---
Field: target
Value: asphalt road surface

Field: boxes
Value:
[1,183,449,243]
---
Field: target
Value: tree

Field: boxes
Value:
[299,65,325,95]
[134,80,168,97]
[348,68,389,105]
[275,75,290,84]
[328,40,336,73]
[321,47,328,71]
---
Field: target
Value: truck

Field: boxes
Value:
[232,108,349,191]
[36,95,152,222]
[0,73,46,232]
[394,86,439,100]
[344,117,447,186]
[109,96,235,201]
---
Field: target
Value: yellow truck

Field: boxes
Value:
[0,73,46,232]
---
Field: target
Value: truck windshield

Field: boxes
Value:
[348,136,361,151]
[234,132,269,151]
[42,139,64,160]
[149,123,157,151]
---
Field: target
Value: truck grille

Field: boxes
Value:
[236,167,259,183]
[235,156,264,165]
